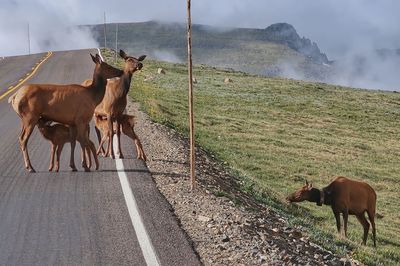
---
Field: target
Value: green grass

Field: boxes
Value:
[103,49,400,265]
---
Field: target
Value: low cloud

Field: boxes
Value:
[0,0,98,56]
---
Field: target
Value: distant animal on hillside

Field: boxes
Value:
[287,176,377,247]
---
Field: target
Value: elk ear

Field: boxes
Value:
[138,55,146,61]
[305,180,309,186]
[95,54,102,63]
[308,183,313,189]
[119,49,127,59]
[90,53,97,63]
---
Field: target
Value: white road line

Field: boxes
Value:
[113,120,160,266]
[101,47,159,265]
[97,48,104,61]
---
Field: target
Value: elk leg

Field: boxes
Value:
[116,120,123,159]
[333,209,341,236]
[86,125,92,168]
[76,125,90,172]
[81,147,92,169]
[88,139,99,170]
[122,124,146,161]
[49,144,56,171]
[81,125,91,168]
[69,126,78,171]
[356,213,370,245]
[19,121,36,173]
[343,209,349,238]
[107,116,115,159]
[97,134,108,155]
[133,130,146,161]
[55,144,64,172]
[367,211,376,247]
[94,125,105,155]
[86,147,92,169]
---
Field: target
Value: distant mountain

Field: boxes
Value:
[87,21,331,81]
[262,23,330,65]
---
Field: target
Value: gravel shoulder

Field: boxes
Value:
[126,99,356,266]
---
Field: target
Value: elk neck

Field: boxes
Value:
[91,71,108,104]
[307,188,324,206]
[121,71,133,95]
[37,125,54,141]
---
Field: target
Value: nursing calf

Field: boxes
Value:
[287,176,377,247]
[94,114,146,161]
[36,118,90,172]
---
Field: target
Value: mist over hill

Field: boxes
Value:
[89,21,331,79]
[88,21,399,91]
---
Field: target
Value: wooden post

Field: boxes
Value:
[187,0,196,190]
[115,23,118,62]
[103,12,107,49]
[27,23,31,55]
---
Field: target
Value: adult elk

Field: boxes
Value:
[8,53,123,172]
[94,50,146,159]
[287,176,377,247]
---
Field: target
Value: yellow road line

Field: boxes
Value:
[0,51,53,101]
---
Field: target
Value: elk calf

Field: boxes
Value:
[37,118,90,172]
[287,176,377,247]
[94,114,146,161]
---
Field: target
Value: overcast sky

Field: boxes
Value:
[1,0,399,58]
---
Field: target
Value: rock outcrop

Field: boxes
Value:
[263,23,330,65]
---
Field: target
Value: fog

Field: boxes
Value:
[1,0,399,90]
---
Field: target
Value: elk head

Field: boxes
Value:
[286,180,314,203]
[90,53,123,80]
[119,49,146,74]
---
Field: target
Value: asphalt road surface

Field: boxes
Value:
[0,49,201,266]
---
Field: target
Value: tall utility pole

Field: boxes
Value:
[187,0,196,190]
[103,12,107,49]
[115,23,118,62]
[27,23,31,55]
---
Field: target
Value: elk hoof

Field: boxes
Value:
[29,168,36,173]
[119,154,124,159]
[84,167,91,172]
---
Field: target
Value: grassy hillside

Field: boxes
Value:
[91,21,330,80]
[103,50,400,265]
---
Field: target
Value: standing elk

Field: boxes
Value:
[94,114,146,160]
[8,53,123,172]
[287,176,377,247]
[94,50,146,159]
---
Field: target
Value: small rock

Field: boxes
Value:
[198,215,211,222]
[192,77,197,83]
[157,68,166,74]
[224,78,233,83]
[221,234,230,242]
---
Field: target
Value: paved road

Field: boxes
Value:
[0,50,201,266]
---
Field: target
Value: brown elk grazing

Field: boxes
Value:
[94,114,146,161]
[94,50,146,159]
[36,118,91,172]
[8,54,123,172]
[287,176,377,247]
